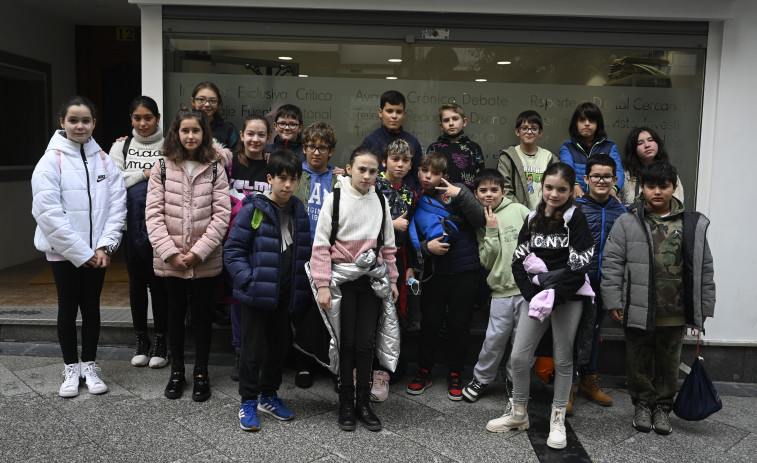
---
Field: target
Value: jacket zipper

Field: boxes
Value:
[80,145,94,248]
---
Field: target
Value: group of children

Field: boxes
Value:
[31,86,714,448]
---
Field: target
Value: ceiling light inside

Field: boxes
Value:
[388,58,403,63]
[475,78,487,82]
[386,76,398,80]
[278,56,293,60]
[497,61,512,65]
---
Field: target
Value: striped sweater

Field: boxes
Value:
[310,175,398,288]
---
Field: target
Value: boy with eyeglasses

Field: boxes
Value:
[572,153,626,413]
[362,90,423,190]
[498,110,559,210]
[266,104,305,163]
[291,121,340,389]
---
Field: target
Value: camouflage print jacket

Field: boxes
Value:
[600,197,716,332]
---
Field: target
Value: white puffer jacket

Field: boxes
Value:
[32,130,127,267]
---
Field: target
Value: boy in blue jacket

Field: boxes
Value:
[572,154,626,413]
[224,150,312,432]
[406,151,485,401]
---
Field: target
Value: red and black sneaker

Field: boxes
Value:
[447,372,463,401]
[407,368,432,395]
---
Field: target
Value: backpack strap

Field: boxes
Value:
[54,149,107,171]
[375,187,386,251]
[158,158,166,188]
[122,137,131,161]
[329,187,341,246]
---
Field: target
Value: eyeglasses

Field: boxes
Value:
[587,174,615,183]
[275,121,302,129]
[518,126,540,133]
[304,144,332,154]
[193,97,219,106]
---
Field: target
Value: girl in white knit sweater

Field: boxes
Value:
[310,146,398,432]
[110,96,170,370]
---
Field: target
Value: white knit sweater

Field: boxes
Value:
[310,175,398,288]
[110,127,164,189]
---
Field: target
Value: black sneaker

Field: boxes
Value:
[149,335,168,368]
[447,373,464,401]
[462,378,488,402]
[131,332,151,367]
[407,368,432,395]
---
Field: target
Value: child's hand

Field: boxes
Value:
[168,254,188,270]
[391,283,399,302]
[405,267,415,284]
[485,206,499,228]
[112,135,128,146]
[609,187,618,199]
[83,254,98,268]
[393,211,409,232]
[427,236,450,255]
[94,248,111,268]
[333,166,346,176]
[435,178,461,198]
[317,287,332,310]
[610,309,623,323]
[573,184,585,198]
[183,252,200,268]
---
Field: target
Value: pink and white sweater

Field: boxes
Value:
[310,175,398,288]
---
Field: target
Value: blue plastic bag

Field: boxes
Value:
[672,357,723,421]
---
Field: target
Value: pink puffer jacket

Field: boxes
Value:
[146,143,231,279]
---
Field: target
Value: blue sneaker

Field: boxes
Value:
[239,400,260,431]
[258,395,294,421]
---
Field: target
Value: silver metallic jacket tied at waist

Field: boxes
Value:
[303,257,400,375]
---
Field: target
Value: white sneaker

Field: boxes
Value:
[148,335,169,369]
[370,370,390,402]
[486,400,529,432]
[547,405,567,449]
[59,363,81,398]
[80,361,108,394]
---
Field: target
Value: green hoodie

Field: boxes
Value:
[476,196,531,298]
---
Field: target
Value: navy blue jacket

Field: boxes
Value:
[575,195,626,286]
[223,193,312,314]
[124,180,153,264]
[362,125,423,190]
[414,185,485,276]
[559,138,625,193]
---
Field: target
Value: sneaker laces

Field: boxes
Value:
[62,364,79,387]
[411,369,429,386]
[135,333,150,355]
[83,363,104,385]
[551,408,566,434]
[240,400,257,416]
[654,406,671,426]
[373,371,388,387]
[448,373,462,390]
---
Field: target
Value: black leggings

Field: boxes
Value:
[164,277,215,370]
[50,261,106,365]
[338,276,382,389]
[125,256,168,334]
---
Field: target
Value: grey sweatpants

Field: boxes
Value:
[510,300,583,409]
[472,295,526,384]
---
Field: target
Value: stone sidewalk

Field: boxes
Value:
[1,342,755,463]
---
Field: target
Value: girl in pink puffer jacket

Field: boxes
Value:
[146,108,231,403]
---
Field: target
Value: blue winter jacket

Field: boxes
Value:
[409,185,484,276]
[559,138,625,193]
[124,180,153,264]
[223,193,312,314]
[575,195,626,286]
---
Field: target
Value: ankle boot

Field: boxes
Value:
[192,365,211,402]
[338,384,356,431]
[355,387,382,431]
[486,400,530,432]
[547,405,567,449]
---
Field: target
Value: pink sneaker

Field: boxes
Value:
[370,370,390,402]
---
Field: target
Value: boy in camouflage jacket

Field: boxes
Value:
[601,161,715,436]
